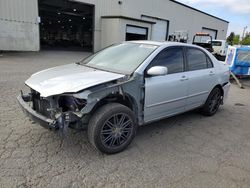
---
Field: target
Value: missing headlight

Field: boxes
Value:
[58,96,87,112]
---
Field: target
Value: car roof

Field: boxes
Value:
[212,40,225,42]
[127,40,199,48]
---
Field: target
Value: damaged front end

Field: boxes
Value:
[18,73,144,132]
[17,89,88,131]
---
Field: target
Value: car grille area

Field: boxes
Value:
[32,91,51,118]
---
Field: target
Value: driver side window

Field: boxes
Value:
[149,48,184,74]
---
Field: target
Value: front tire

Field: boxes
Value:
[87,103,137,154]
[201,87,222,116]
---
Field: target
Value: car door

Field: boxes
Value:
[144,47,188,123]
[184,47,218,110]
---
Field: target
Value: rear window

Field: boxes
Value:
[212,41,222,46]
[193,36,211,43]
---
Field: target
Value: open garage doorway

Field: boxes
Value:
[126,25,148,41]
[38,0,94,52]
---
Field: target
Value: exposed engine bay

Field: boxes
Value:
[21,89,88,130]
[19,73,144,131]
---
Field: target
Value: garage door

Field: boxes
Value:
[126,25,148,41]
[142,16,169,41]
[126,26,147,35]
[202,28,217,39]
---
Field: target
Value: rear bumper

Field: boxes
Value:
[17,95,59,130]
[223,82,230,100]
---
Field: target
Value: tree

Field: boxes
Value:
[227,32,235,45]
[233,35,240,45]
[241,36,250,45]
[245,31,250,37]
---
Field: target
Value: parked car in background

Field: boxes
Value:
[210,40,228,61]
[18,41,230,154]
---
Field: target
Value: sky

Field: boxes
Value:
[176,0,250,37]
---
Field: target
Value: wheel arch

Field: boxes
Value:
[89,93,138,121]
[213,84,224,97]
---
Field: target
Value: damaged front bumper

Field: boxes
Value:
[17,95,59,131]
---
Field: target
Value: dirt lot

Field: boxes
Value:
[1,51,250,188]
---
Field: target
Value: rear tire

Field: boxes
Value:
[201,87,222,116]
[87,103,137,154]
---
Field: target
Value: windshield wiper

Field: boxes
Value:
[75,62,103,71]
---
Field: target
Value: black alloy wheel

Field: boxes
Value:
[208,88,222,114]
[100,113,133,149]
[201,87,222,116]
[88,103,137,154]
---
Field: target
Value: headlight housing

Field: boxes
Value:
[58,96,87,112]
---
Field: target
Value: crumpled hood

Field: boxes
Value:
[25,63,125,97]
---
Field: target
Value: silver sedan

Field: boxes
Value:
[18,41,230,154]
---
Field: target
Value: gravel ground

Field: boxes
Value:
[1,51,250,188]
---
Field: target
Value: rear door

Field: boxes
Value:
[184,47,218,110]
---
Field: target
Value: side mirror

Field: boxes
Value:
[147,66,168,76]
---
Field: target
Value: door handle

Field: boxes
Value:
[180,76,188,81]
[209,71,215,76]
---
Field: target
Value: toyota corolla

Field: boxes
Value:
[18,41,230,154]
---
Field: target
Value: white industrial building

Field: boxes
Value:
[0,0,229,52]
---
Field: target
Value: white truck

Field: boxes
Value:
[210,40,228,60]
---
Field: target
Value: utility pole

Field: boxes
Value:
[242,26,248,40]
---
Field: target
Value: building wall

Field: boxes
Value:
[119,0,228,42]
[101,18,152,48]
[0,0,228,52]
[72,0,122,51]
[119,0,228,39]
[0,0,39,51]
[101,18,121,48]
[76,0,228,51]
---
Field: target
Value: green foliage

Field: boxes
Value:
[227,32,235,45]
[227,32,248,45]
[242,36,250,45]
[233,35,240,45]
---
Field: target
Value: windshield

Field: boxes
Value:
[80,43,158,74]
[237,51,250,63]
[211,41,222,46]
[194,36,211,43]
